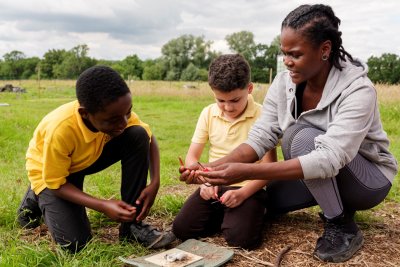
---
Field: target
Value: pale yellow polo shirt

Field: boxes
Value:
[191,94,262,186]
[26,100,152,195]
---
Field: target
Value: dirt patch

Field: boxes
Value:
[18,190,400,266]
[220,205,400,267]
[156,185,400,267]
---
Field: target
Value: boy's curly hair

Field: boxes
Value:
[76,65,130,114]
[208,54,251,92]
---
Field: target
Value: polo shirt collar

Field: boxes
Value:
[74,101,104,143]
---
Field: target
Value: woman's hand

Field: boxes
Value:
[100,199,137,222]
[199,163,250,185]
[199,185,219,200]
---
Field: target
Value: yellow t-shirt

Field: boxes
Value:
[191,94,262,187]
[26,100,152,195]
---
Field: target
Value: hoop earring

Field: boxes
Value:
[322,54,329,61]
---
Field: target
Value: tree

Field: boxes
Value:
[118,54,143,80]
[41,49,68,78]
[142,59,164,81]
[367,56,382,83]
[180,63,200,81]
[367,53,400,84]
[21,57,40,79]
[2,50,26,79]
[251,43,270,83]
[225,31,256,61]
[224,32,281,83]
[161,34,216,80]
[54,44,97,79]
[265,35,281,80]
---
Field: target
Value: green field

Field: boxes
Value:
[0,80,398,266]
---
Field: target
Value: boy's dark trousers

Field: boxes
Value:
[172,186,267,250]
[24,125,150,252]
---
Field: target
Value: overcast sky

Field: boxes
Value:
[0,0,399,62]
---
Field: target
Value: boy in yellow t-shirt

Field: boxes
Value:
[17,66,175,252]
[173,54,277,249]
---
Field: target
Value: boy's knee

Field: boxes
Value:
[55,234,92,253]
[172,218,191,240]
[223,227,262,250]
[124,126,150,145]
[172,213,208,241]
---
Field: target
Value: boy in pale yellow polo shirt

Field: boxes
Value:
[17,66,175,252]
[173,54,277,249]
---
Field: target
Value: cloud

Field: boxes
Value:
[0,0,398,60]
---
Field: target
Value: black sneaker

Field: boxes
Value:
[17,187,42,229]
[314,212,364,263]
[120,221,176,249]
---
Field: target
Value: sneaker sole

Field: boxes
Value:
[148,233,176,249]
[314,231,364,263]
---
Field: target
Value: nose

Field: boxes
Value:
[117,116,128,130]
[224,103,234,112]
[283,55,293,67]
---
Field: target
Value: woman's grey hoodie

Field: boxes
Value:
[246,59,398,183]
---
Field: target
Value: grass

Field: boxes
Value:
[0,80,398,266]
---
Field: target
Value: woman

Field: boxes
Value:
[179,4,397,263]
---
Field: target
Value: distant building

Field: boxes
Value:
[276,55,286,74]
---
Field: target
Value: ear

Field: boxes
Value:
[247,82,254,94]
[78,106,89,119]
[321,40,332,58]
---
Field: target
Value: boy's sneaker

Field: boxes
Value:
[119,221,176,249]
[17,187,42,229]
[314,212,364,263]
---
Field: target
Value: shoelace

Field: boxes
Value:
[322,222,343,246]
[138,224,166,249]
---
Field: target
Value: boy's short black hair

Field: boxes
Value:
[208,54,251,92]
[76,65,130,114]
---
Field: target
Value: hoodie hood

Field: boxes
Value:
[317,58,369,110]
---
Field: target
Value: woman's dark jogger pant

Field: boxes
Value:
[266,124,391,218]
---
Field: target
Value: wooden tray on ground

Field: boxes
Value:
[119,239,234,267]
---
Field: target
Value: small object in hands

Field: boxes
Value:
[178,156,185,167]
[212,196,223,205]
[165,251,188,262]
[197,161,212,187]
[211,200,220,205]
[197,161,209,171]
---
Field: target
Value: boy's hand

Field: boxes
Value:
[101,199,137,222]
[135,182,159,222]
[179,163,202,184]
[199,185,219,200]
[220,189,246,208]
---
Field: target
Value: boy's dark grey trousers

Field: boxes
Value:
[26,126,150,252]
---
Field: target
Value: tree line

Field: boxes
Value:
[0,31,399,84]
